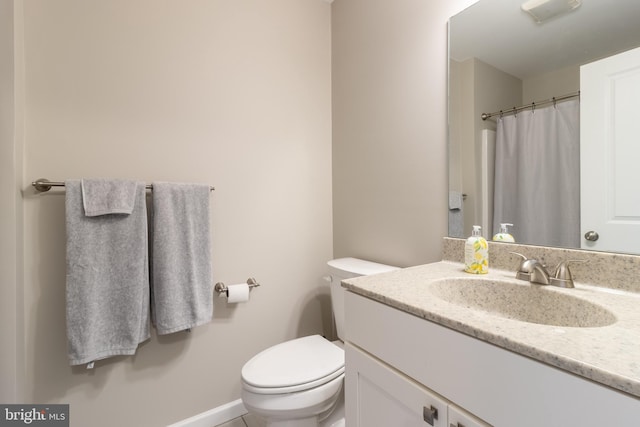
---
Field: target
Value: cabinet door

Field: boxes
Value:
[448,404,491,427]
[346,343,448,427]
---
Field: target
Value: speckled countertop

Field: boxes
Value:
[342,260,640,398]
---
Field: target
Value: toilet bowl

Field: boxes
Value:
[241,335,344,427]
[240,258,398,427]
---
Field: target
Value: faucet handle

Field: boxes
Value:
[510,252,537,281]
[550,260,585,288]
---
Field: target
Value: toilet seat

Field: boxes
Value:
[241,335,345,395]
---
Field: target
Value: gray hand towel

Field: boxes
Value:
[65,179,150,366]
[448,190,465,238]
[81,178,138,216]
[151,182,212,335]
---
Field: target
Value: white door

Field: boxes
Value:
[581,46,640,253]
[345,343,448,427]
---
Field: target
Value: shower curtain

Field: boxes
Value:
[492,99,580,248]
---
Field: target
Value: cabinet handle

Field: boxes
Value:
[423,405,438,425]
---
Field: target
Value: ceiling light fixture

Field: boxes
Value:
[521,0,582,24]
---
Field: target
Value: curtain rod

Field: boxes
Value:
[31,179,215,193]
[481,91,580,121]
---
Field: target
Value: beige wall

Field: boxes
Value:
[523,64,580,103]
[17,0,332,425]
[4,0,486,424]
[0,0,17,404]
[332,0,478,268]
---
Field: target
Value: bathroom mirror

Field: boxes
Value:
[448,0,640,254]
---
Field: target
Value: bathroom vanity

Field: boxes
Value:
[342,252,640,426]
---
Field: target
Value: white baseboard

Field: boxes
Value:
[167,399,248,427]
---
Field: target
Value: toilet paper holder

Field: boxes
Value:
[214,278,260,297]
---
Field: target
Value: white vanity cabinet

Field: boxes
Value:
[344,291,640,427]
[346,340,488,427]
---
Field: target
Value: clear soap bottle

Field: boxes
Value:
[464,225,489,274]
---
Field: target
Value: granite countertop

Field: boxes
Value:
[342,261,640,398]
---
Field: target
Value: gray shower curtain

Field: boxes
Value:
[492,99,580,248]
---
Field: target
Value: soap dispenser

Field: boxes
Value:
[465,225,489,274]
[493,223,515,242]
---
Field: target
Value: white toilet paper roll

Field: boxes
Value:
[226,283,250,303]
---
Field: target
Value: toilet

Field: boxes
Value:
[240,258,399,427]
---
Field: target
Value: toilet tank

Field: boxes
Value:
[327,258,399,341]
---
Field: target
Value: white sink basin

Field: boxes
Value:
[427,277,617,328]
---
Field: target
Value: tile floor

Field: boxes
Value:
[216,413,266,427]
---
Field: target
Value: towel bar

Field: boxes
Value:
[32,178,215,192]
[214,278,260,296]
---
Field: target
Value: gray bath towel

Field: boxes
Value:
[65,179,150,366]
[151,182,212,335]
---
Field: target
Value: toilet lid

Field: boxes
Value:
[241,335,345,392]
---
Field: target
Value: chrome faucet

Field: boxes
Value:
[530,260,551,285]
[511,253,583,288]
